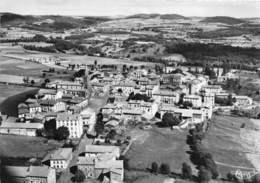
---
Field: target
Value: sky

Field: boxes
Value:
[0,0,260,18]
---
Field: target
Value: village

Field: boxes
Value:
[0,53,259,183]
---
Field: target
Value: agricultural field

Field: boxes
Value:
[125,128,194,178]
[204,115,256,176]
[0,55,48,77]
[0,84,38,116]
[125,115,258,182]
[0,135,62,158]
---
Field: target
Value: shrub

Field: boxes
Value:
[151,162,158,174]
[159,163,171,175]
[182,162,192,179]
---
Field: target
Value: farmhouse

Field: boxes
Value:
[3,165,56,183]
[0,122,43,136]
[77,145,121,179]
[42,148,73,171]
[160,105,212,123]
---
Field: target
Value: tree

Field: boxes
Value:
[182,101,193,108]
[95,110,104,136]
[201,153,219,179]
[74,169,85,182]
[55,126,70,140]
[151,162,158,174]
[198,166,212,183]
[30,80,35,85]
[204,65,216,79]
[155,112,161,119]
[159,163,171,175]
[162,113,181,127]
[45,78,50,83]
[44,119,56,131]
[182,162,192,179]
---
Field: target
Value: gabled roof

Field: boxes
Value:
[4,166,52,178]
[42,148,72,162]
[84,145,119,154]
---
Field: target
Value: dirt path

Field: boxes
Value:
[215,161,256,171]
[240,119,260,173]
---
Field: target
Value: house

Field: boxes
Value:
[2,165,56,183]
[203,93,215,107]
[80,109,96,133]
[37,89,63,100]
[77,145,121,180]
[46,80,87,97]
[81,145,120,160]
[95,160,124,182]
[217,71,239,82]
[121,109,142,121]
[160,105,212,123]
[39,99,66,112]
[24,98,42,114]
[42,148,73,171]
[234,95,253,106]
[183,95,202,107]
[113,81,136,96]
[201,85,222,95]
[56,113,83,138]
[0,122,43,136]
[153,89,180,104]
[127,100,158,119]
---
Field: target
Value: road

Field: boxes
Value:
[57,90,109,183]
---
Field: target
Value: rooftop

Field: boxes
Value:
[42,148,72,162]
[84,145,119,154]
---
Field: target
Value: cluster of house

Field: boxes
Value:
[0,69,93,137]
[93,67,253,127]
[0,62,257,183]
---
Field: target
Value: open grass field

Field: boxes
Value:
[204,115,255,176]
[0,55,49,77]
[0,84,38,116]
[0,135,62,158]
[125,128,193,174]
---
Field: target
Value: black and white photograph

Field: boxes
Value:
[0,0,260,183]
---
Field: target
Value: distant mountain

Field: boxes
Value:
[159,14,189,20]
[0,12,35,24]
[200,16,247,25]
[125,13,160,19]
[125,13,189,20]
[0,13,111,31]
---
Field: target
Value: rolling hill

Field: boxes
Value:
[125,13,188,20]
[201,16,247,25]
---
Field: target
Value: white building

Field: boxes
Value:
[0,122,43,136]
[42,148,73,171]
[56,113,83,138]
[183,95,202,107]
[202,85,222,95]
[234,95,253,106]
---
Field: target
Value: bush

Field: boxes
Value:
[159,163,171,175]
[151,162,158,174]
[73,169,85,182]
[55,126,70,141]
[162,113,181,127]
[198,166,212,183]
[182,162,192,179]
